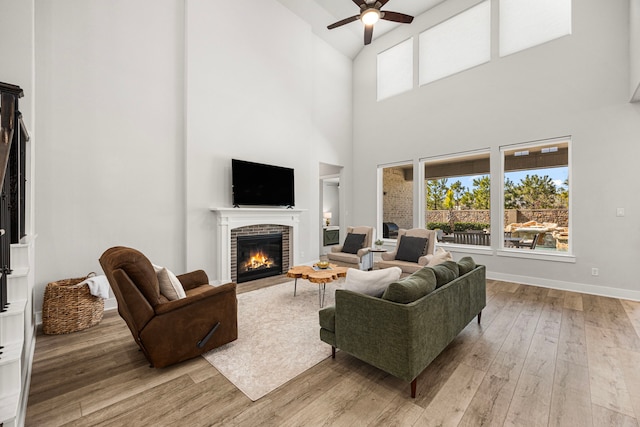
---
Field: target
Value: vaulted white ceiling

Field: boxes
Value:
[277,0,445,58]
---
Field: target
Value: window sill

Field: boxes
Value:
[435,243,493,256]
[496,249,576,263]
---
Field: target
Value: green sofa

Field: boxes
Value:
[319,257,486,397]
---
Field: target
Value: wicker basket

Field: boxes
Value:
[42,273,105,335]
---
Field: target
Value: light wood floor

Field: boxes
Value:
[26,277,640,426]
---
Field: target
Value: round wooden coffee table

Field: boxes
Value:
[286,263,348,307]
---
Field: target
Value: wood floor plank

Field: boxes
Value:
[459,351,525,427]
[585,325,636,418]
[548,359,593,427]
[535,296,563,338]
[413,363,486,427]
[556,307,588,366]
[621,299,640,339]
[592,404,639,427]
[504,332,557,426]
[25,278,640,427]
[563,291,584,311]
[616,348,640,423]
[367,394,423,426]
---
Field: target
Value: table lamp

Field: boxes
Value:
[323,212,332,227]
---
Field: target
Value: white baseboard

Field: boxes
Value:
[487,270,640,302]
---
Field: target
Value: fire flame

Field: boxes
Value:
[245,251,273,270]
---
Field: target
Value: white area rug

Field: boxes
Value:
[202,280,337,401]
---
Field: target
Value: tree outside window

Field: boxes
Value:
[502,139,570,252]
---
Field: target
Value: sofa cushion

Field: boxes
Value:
[382,267,437,304]
[395,236,428,263]
[458,256,477,275]
[342,267,402,297]
[326,251,360,265]
[431,261,459,288]
[319,306,336,333]
[342,233,366,254]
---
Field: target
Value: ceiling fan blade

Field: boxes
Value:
[377,0,391,8]
[352,0,367,8]
[381,11,414,24]
[364,24,374,45]
[327,15,360,30]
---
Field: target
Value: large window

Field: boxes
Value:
[419,1,491,86]
[379,162,414,239]
[501,138,570,253]
[499,0,572,57]
[377,38,413,101]
[422,151,491,247]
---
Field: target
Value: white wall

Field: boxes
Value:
[0,0,35,129]
[185,0,352,277]
[34,0,186,311]
[0,0,36,237]
[632,0,640,101]
[352,0,640,299]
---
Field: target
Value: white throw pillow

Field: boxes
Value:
[153,264,186,300]
[342,267,402,297]
[426,247,453,267]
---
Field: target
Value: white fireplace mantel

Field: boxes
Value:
[210,207,305,283]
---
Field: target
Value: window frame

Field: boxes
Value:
[497,136,575,263]
[419,149,493,252]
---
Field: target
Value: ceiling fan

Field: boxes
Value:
[327,0,414,45]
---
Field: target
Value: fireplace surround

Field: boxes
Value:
[211,208,304,284]
[231,225,290,282]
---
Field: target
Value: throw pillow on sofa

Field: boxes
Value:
[426,247,453,267]
[382,266,437,304]
[431,260,459,288]
[395,236,428,263]
[342,266,402,297]
[457,256,477,275]
[342,233,366,254]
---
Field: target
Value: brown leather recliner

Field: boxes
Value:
[99,246,237,368]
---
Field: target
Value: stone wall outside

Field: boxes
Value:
[382,167,413,230]
[423,209,569,228]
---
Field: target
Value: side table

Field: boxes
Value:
[368,248,387,270]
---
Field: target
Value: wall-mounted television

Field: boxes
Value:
[232,159,295,207]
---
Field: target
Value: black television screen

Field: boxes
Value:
[232,159,295,207]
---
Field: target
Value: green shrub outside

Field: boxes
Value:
[427,222,490,233]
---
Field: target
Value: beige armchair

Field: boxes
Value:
[327,226,374,270]
[377,228,437,274]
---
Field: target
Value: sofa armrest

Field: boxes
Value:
[177,269,209,291]
[142,281,238,368]
[418,254,433,266]
[154,282,236,315]
[381,251,397,261]
[331,245,344,253]
[356,247,371,257]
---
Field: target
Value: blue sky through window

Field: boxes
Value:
[445,166,568,191]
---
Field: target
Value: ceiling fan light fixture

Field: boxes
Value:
[361,9,380,25]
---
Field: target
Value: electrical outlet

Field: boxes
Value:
[616,207,625,217]
[300,251,304,259]
[591,268,599,276]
